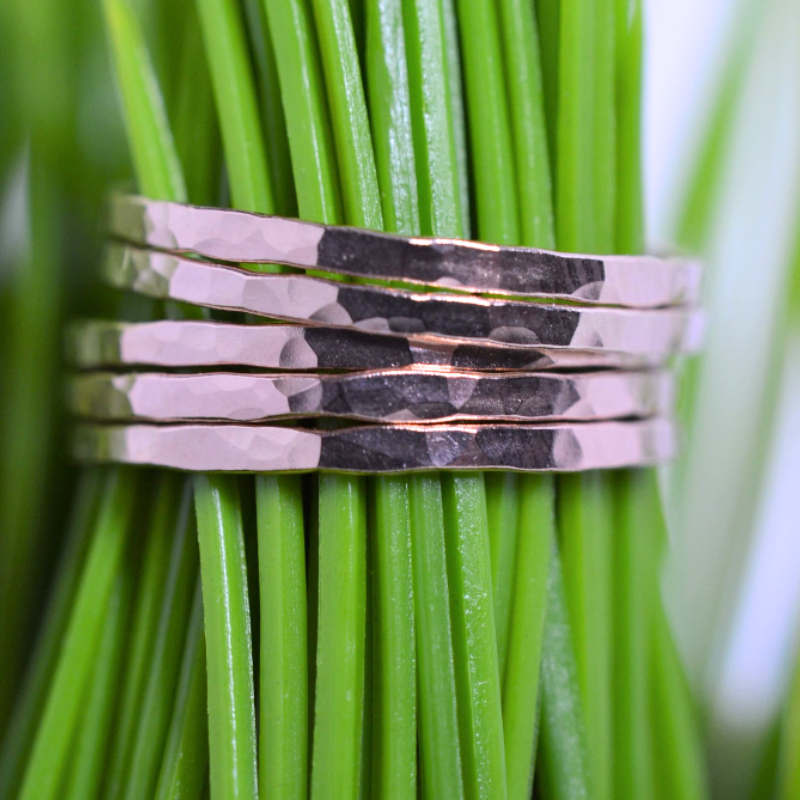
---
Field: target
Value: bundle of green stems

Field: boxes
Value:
[0,0,718,797]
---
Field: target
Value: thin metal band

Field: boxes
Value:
[110,194,700,308]
[69,369,672,424]
[104,245,703,356]
[73,418,676,473]
[66,320,665,371]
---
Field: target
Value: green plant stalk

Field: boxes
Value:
[651,604,709,800]
[537,542,593,799]
[439,0,470,236]
[614,0,642,255]
[194,476,259,799]
[261,0,342,223]
[368,477,416,800]
[154,581,209,800]
[502,476,552,800]
[102,0,187,202]
[485,476,520,680]
[550,2,618,797]
[124,481,199,800]
[556,473,613,800]
[364,7,418,796]
[0,151,63,731]
[310,475,367,800]
[365,0,419,236]
[534,0,559,178]
[311,0,382,228]
[17,469,140,800]
[613,470,655,800]
[442,475,508,800]
[0,472,102,798]
[409,474,465,799]
[104,474,183,800]
[241,0,297,216]
[255,476,308,800]
[402,0,464,239]
[171,7,221,208]
[194,0,272,213]
[496,0,555,249]
[454,0,519,245]
[63,568,133,800]
[493,3,556,793]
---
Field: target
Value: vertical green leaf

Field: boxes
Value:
[194,476,259,800]
[310,475,367,800]
[502,476,553,800]
[256,476,308,800]
[154,583,209,800]
[409,474,465,800]
[18,470,140,800]
[194,0,272,212]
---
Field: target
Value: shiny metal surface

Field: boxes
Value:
[66,319,665,371]
[73,418,676,473]
[103,245,703,356]
[110,194,701,308]
[69,369,672,424]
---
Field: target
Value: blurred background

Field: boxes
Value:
[1,0,798,796]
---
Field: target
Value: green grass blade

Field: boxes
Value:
[651,606,710,800]
[365,0,419,235]
[194,475,259,800]
[255,475,308,800]
[310,0,382,229]
[0,472,102,799]
[441,474,507,800]
[496,0,555,249]
[310,475,368,800]
[63,568,133,800]
[502,475,553,800]
[439,0,470,236]
[261,0,342,222]
[485,475,520,681]
[557,472,613,800]
[363,7,419,795]
[402,0,464,238]
[18,469,140,800]
[614,0,643,254]
[154,582,209,800]
[537,543,594,800]
[369,477,416,800]
[533,0,559,178]
[453,0,518,245]
[0,155,63,730]
[102,0,186,202]
[778,640,800,798]
[194,0,272,212]
[612,470,656,800]
[409,474,465,800]
[123,481,200,800]
[171,7,221,208]
[241,0,297,215]
[104,474,183,800]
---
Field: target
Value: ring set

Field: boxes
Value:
[68,195,702,473]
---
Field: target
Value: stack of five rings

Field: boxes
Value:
[67,195,703,474]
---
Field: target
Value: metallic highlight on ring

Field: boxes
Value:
[66,320,664,371]
[103,245,702,356]
[69,369,673,424]
[110,194,701,308]
[73,418,676,473]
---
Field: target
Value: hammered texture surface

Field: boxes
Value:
[69,369,673,423]
[104,245,702,356]
[73,418,676,473]
[110,194,701,307]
